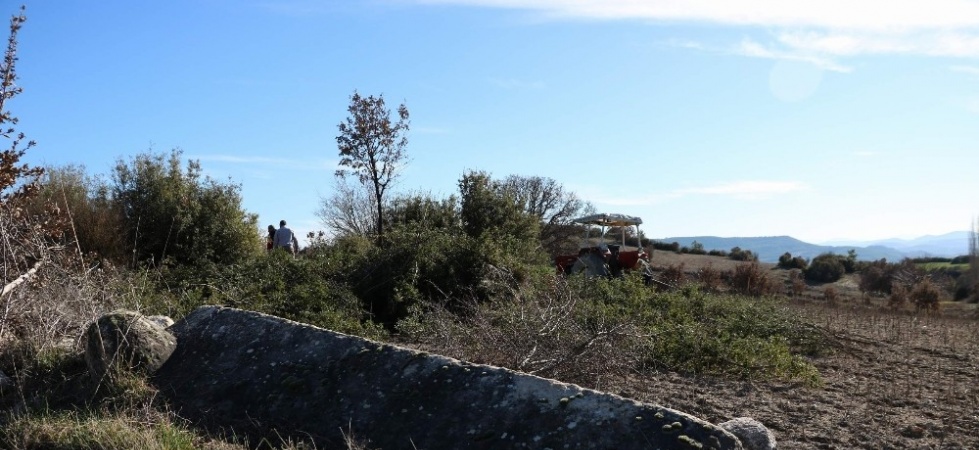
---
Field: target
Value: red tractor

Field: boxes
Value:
[554,213,652,279]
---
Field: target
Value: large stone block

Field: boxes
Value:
[154,306,744,449]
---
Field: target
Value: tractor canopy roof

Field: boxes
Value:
[572,213,643,227]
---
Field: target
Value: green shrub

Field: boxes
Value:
[806,253,845,283]
[399,271,825,386]
[112,149,262,268]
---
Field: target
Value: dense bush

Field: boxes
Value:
[805,253,846,283]
[458,170,539,243]
[777,252,808,270]
[859,259,894,295]
[112,149,262,267]
[728,246,758,262]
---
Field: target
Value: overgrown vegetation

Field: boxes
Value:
[5,6,978,448]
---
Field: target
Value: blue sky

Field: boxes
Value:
[12,0,979,245]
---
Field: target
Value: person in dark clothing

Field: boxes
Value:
[266,225,276,252]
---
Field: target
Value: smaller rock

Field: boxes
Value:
[719,417,776,450]
[84,309,177,381]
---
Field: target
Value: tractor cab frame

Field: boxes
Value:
[554,213,650,278]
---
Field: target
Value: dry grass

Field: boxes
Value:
[630,252,979,449]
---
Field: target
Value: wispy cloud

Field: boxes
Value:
[735,38,851,72]
[413,0,979,68]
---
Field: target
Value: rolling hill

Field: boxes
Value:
[655,233,970,263]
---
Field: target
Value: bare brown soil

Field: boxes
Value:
[624,252,979,449]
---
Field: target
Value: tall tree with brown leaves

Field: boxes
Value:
[335,91,409,243]
[0,6,40,205]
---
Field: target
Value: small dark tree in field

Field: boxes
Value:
[805,252,845,283]
[777,252,808,270]
[729,246,757,262]
[688,241,706,255]
[859,258,893,296]
[843,249,858,274]
[335,91,409,244]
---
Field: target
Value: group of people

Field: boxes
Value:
[266,220,299,256]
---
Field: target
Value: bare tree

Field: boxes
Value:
[335,91,409,243]
[500,175,593,254]
[316,177,377,238]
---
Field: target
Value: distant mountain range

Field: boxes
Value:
[655,231,971,263]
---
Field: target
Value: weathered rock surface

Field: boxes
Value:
[719,417,776,450]
[84,309,177,381]
[154,306,743,449]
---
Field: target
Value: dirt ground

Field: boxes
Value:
[625,252,979,449]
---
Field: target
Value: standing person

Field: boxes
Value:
[273,220,295,256]
[266,225,276,252]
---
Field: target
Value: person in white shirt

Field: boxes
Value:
[273,220,295,255]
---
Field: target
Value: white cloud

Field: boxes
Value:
[736,38,851,72]
[413,0,979,63]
